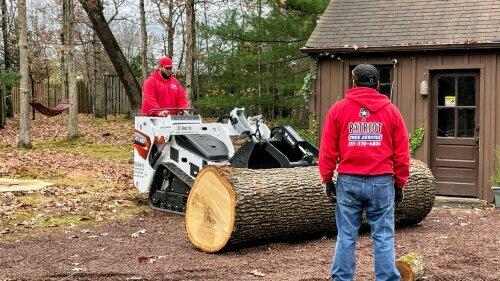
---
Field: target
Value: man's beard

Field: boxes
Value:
[161,71,170,79]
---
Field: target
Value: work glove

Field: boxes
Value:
[395,187,404,207]
[325,180,336,204]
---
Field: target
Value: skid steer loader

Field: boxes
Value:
[133,108,319,214]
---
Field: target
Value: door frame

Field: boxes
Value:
[427,67,483,197]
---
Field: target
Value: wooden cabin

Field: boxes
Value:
[301,0,500,202]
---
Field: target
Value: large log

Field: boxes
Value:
[397,252,425,281]
[185,159,436,253]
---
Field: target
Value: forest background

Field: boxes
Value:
[0,0,330,143]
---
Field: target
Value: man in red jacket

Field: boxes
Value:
[319,64,410,281]
[141,56,189,116]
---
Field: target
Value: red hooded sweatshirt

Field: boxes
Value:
[141,70,189,116]
[318,87,410,189]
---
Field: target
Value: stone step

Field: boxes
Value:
[434,196,488,209]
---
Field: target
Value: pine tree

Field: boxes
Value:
[197,0,328,120]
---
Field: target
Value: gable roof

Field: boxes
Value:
[302,0,500,53]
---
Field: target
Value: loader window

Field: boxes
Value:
[349,65,393,100]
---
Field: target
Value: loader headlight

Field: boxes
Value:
[133,132,149,147]
[134,131,152,160]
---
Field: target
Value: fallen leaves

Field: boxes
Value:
[250,269,266,277]
[0,228,12,235]
[137,255,166,264]
[0,115,149,240]
[137,255,149,263]
[435,236,448,240]
[131,229,146,238]
[71,267,86,272]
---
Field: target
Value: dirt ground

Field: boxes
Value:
[0,207,498,281]
[1,115,499,280]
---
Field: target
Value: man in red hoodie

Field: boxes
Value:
[141,56,189,116]
[319,64,410,281]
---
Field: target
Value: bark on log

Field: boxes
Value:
[397,252,425,281]
[185,159,436,253]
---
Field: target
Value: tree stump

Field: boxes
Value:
[397,252,425,281]
[185,159,436,253]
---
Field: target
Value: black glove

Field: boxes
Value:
[325,181,336,204]
[395,187,404,207]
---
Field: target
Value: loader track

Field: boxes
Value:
[164,163,194,187]
[148,163,194,215]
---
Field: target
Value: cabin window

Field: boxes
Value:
[436,74,477,138]
[349,65,393,99]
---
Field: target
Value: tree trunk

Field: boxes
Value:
[92,32,104,118]
[1,0,10,70]
[61,0,70,102]
[79,0,141,115]
[178,17,185,70]
[161,34,167,56]
[139,0,148,82]
[397,252,425,281]
[167,0,174,57]
[185,0,195,101]
[0,78,4,128]
[28,66,35,120]
[17,0,31,148]
[60,35,68,101]
[0,0,7,127]
[44,47,50,101]
[185,159,436,253]
[65,0,79,139]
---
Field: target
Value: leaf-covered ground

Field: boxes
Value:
[0,115,499,280]
[0,115,148,241]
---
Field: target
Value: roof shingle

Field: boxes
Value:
[305,0,500,50]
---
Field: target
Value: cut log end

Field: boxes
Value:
[185,166,236,253]
[397,252,425,281]
[396,260,415,281]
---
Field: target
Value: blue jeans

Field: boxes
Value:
[331,174,400,281]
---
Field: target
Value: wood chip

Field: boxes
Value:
[250,269,265,277]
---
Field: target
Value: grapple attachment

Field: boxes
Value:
[230,125,318,169]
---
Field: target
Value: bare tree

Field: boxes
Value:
[185,0,195,100]
[139,0,147,82]
[92,31,105,117]
[153,0,180,57]
[17,0,31,148]
[79,0,141,114]
[1,0,10,70]
[0,0,7,128]
[64,0,79,139]
[166,0,174,57]
[61,11,68,101]
[178,15,185,70]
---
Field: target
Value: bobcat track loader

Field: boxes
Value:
[133,108,318,214]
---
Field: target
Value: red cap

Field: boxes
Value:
[158,56,173,68]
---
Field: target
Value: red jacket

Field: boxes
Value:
[318,87,410,189]
[141,70,189,116]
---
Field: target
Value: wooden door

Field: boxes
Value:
[430,72,479,197]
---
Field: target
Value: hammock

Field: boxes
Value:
[29,99,72,117]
